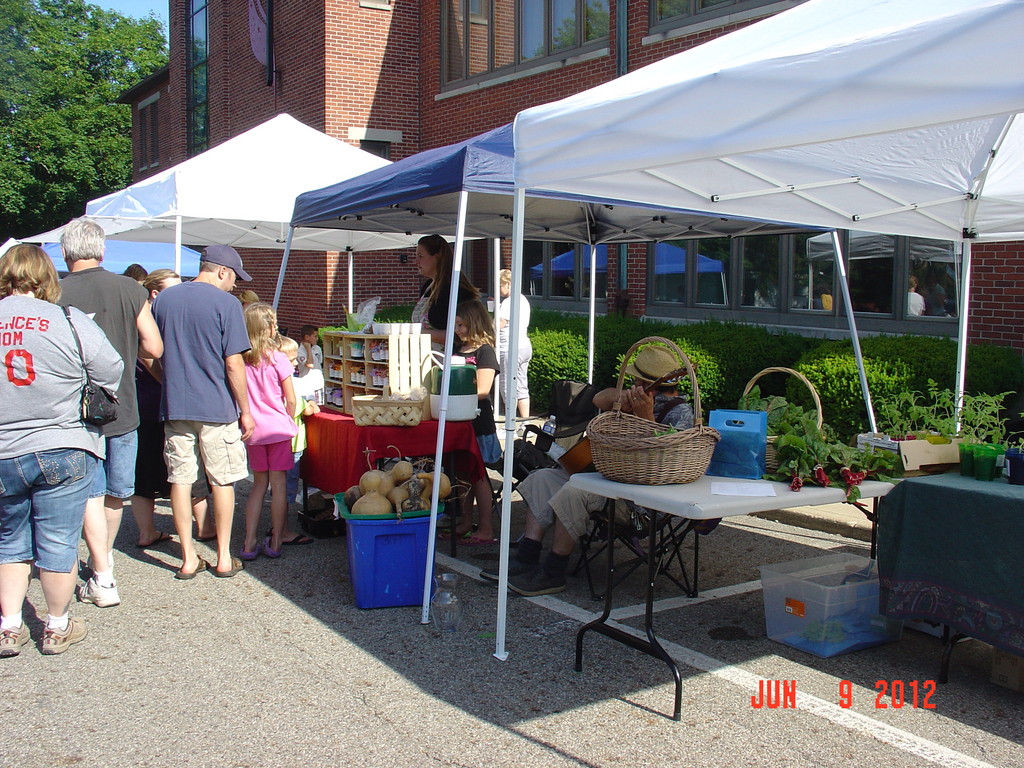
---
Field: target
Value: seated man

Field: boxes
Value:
[482,345,694,596]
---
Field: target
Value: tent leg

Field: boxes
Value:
[272,227,295,311]
[832,230,877,434]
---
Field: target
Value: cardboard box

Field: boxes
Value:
[759,553,902,658]
[991,648,1024,692]
[857,433,961,471]
[897,437,961,471]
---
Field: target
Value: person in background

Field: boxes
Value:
[445,299,499,546]
[0,245,122,655]
[129,269,216,548]
[151,244,253,579]
[239,303,298,560]
[122,264,148,283]
[277,335,317,544]
[412,234,479,346]
[59,218,163,609]
[237,289,260,308]
[496,268,532,418]
[296,325,322,377]
[907,275,925,317]
[483,345,695,596]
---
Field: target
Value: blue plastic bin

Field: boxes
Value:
[345,515,431,609]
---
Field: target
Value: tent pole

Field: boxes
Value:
[492,238,502,415]
[272,226,295,311]
[832,230,877,433]
[495,188,525,662]
[347,246,354,315]
[174,215,183,276]
[587,243,597,383]
[421,190,470,624]
[954,241,972,430]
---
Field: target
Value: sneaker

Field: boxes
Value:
[78,577,121,608]
[40,618,87,655]
[480,559,537,583]
[0,624,30,657]
[508,568,566,597]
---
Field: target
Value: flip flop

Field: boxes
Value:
[281,534,313,546]
[211,557,244,578]
[136,531,173,549]
[239,544,260,561]
[461,535,499,547]
[262,537,283,559]
[174,557,209,580]
[195,533,217,542]
[438,530,472,542]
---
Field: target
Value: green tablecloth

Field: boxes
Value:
[877,473,1024,655]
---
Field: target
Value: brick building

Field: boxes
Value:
[121,0,1023,351]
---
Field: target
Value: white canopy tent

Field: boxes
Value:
[18,114,419,311]
[499,0,1024,657]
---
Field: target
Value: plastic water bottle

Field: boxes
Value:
[542,415,557,436]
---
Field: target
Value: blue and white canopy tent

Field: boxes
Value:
[292,124,815,658]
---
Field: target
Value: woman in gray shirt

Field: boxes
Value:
[0,245,122,657]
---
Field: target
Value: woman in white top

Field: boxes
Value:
[496,269,533,418]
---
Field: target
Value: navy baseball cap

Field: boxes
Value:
[202,244,251,282]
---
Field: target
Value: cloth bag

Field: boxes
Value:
[707,409,767,479]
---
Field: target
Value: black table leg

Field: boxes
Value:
[939,625,966,684]
[575,497,683,721]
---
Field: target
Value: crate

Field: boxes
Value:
[351,395,427,427]
[299,511,345,539]
[759,553,902,658]
[345,514,432,609]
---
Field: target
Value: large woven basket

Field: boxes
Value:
[741,367,823,472]
[587,337,720,485]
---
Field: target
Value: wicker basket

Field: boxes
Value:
[351,395,426,427]
[587,337,720,485]
[741,367,824,472]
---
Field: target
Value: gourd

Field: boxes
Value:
[417,471,451,499]
[359,469,394,497]
[390,460,415,484]
[387,484,410,511]
[351,488,392,516]
[344,484,362,510]
[402,475,426,514]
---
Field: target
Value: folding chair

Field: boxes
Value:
[573,502,719,600]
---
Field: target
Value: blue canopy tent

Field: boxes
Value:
[291,123,810,660]
[41,241,202,277]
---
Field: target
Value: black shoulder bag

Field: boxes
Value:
[62,306,119,426]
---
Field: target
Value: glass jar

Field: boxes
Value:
[430,573,462,632]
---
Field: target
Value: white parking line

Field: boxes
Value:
[439,553,1000,768]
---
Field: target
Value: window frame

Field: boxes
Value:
[186,0,209,156]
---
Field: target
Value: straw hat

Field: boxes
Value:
[623,345,683,384]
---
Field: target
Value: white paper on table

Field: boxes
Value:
[710,482,777,497]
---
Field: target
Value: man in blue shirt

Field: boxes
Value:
[152,245,253,579]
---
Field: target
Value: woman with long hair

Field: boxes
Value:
[412,234,480,346]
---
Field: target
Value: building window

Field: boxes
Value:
[359,140,391,160]
[652,0,779,28]
[187,0,209,155]
[524,241,607,301]
[443,0,608,85]
[137,94,160,170]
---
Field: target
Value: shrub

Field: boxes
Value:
[527,330,590,412]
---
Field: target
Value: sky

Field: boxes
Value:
[100,1,169,31]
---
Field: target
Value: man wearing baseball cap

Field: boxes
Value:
[150,245,253,579]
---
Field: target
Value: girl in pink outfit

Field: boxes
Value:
[240,303,298,559]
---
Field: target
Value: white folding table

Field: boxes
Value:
[566,472,894,721]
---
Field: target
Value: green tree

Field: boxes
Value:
[0,0,167,239]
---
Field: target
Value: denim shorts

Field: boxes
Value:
[476,433,502,465]
[89,430,139,500]
[0,448,97,573]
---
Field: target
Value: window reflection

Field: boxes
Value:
[909,238,958,318]
[792,232,834,311]
[740,235,779,309]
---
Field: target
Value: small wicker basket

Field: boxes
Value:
[587,337,720,485]
[740,367,824,472]
[351,395,426,427]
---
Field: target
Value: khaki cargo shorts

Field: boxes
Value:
[164,420,248,487]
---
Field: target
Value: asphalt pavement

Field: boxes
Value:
[1,482,1021,768]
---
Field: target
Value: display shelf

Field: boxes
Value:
[320,331,432,414]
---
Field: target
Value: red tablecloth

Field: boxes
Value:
[302,410,485,494]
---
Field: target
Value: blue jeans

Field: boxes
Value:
[286,451,303,501]
[89,430,139,499]
[0,448,98,573]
